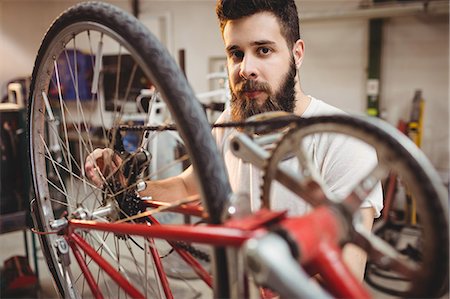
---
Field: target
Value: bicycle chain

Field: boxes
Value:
[116,117,304,132]
[172,241,211,262]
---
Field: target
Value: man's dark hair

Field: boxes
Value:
[216,0,301,48]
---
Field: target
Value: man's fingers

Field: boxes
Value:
[84,164,103,188]
[112,153,123,168]
[84,148,124,188]
[85,148,112,188]
[101,148,122,174]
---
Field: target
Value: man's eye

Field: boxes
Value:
[232,51,244,59]
[258,47,271,55]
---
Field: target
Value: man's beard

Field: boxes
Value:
[230,60,296,122]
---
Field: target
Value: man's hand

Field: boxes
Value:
[84,148,123,188]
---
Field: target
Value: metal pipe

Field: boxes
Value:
[69,219,257,247]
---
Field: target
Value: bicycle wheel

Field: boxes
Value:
[259,115,448,298]
[28,2,231,298]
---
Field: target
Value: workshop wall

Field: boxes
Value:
[0,0,448,181]
[0,0,130,96]
[381,15,449,178]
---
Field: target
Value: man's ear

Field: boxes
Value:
[292,39,305,68]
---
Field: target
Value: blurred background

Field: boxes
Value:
[0,0,448,298]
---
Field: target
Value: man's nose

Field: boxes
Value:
[239,55,258,80]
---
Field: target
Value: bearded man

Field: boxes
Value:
[86,0,383,281]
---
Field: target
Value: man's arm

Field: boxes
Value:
[342,207,374,280]
[138,166,199,203]
[85,148,200,203]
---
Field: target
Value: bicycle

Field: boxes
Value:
[28,2,448,298]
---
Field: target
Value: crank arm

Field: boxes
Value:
[230,133,329,207]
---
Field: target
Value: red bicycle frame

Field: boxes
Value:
[65,202,371,299]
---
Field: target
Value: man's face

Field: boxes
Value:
[223,12,296,122]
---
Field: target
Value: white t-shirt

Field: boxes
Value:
[212,96,383,217]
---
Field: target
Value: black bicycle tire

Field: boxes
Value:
[28,2,232,298]
[262,114,448,297]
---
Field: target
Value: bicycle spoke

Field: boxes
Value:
[44,117,81,175]
[140,92,160,149]
[81,232,131,282]
[144,240,149,298]
[47,99,117,198]
[54,58,76,202]
[123,63,138,110]
[148,238,166,298]
[81,232,114,297]
[47,77,71,170]
[39,134,69,197]
[153,242,206,297]
[41,147,106,209]
[114,46,122,107]
[124,239,147,292]
[91,33,103,95]
[63,38,100,196]
[43,177,73,208]
[146,153,189,180]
